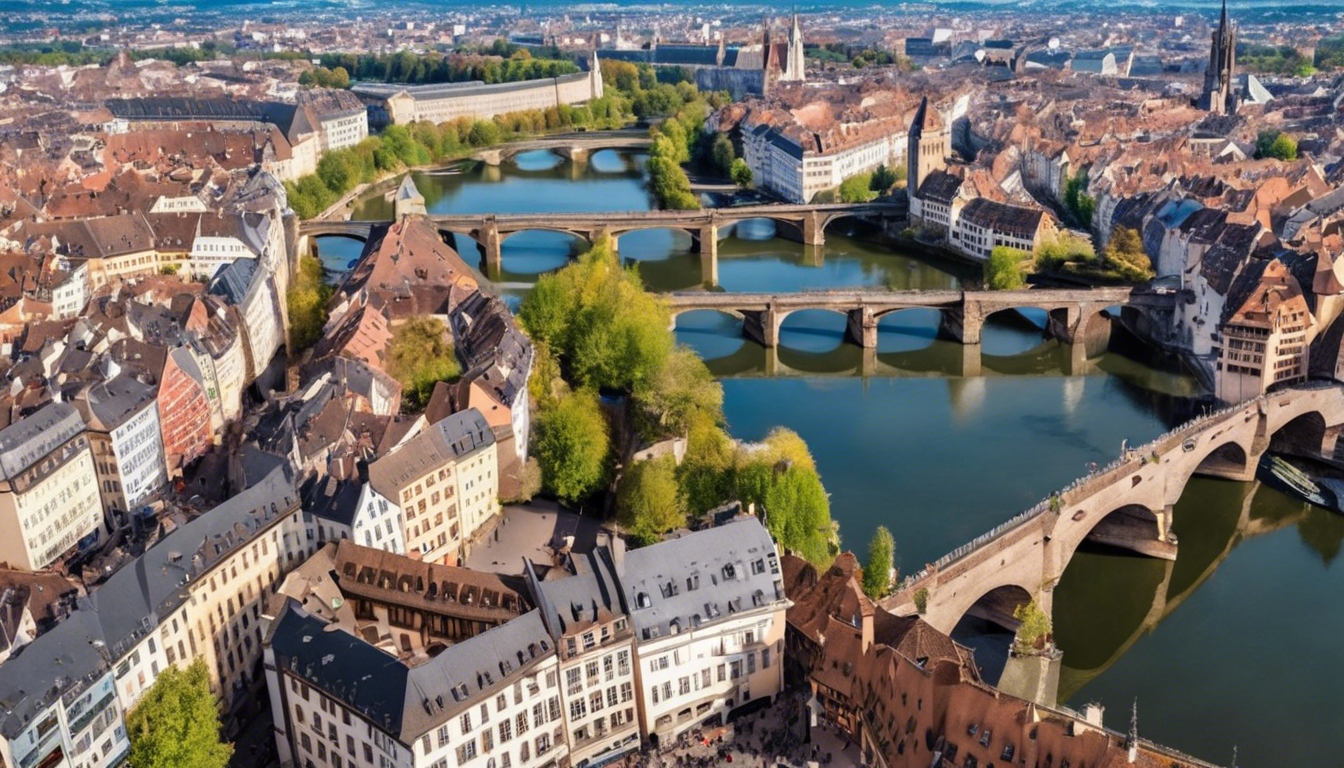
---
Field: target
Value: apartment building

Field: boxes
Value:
[0,403,103,571]
[527,554,640,768]
[1216,258,1315,402]
[949,198,1055,260]
[74,374,168,515]
[0,461,308,768]
[619,517,790,746]
[304,476,407,555]
[368,409,498,565]
[266,603,568,768]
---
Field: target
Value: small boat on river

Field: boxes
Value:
[1256,454,1341,513]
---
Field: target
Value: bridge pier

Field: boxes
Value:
[479,222,503,280]
[846,307,878,349]
[801,212,825,247]
[742,306,779,348]
[478,149,503,167]
[805,244,824,267]
[691,224,719,287]
[939,306,984,345]
[861,346,877,378]
[958,343,982,378]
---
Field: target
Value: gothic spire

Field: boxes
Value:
[1220,0,1229,31]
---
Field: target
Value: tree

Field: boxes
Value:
[1012,599,1052,652]
[862,525,896,598]
[838,172,876,203]
[763,466,834,566]
[709,133,736,176]
[286,252,332,352]
[730,158,753,189]
[634,346,723,436]
[986,246,1029,290]
[617,456,686,544]
[387,316,461,410]
[534,389,611,503]
[126,659,232,768]
[677,411,735,515]
[870,164,898,193]
[913,587,929,614]
[503,457,543,504]
[1064,170,1095,227]
[1103,226,1153,281]
[1269,132,1299,161]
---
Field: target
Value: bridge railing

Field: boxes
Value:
[893,393,1266,594]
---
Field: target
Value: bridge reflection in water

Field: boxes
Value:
[674,306,1198,395]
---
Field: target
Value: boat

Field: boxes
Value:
[1256,454,1340,512]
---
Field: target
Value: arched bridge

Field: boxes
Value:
[471,132,654,166]
[297,201,906,284]
[879,383,1344,637]
[665,287,1172,352]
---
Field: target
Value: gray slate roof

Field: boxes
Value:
[619,516,785,641]
[0,402,85,481]
[368,409,494,497]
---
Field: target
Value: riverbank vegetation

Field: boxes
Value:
[988,228,1154,289]
[520,235,837,564]
[287,252,332,351]
[313,47,579,87]
[284,97,633,218]
[863,526,896,599]
[387,316,461,410]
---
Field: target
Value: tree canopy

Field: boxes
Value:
[730,158,753,189]
[986,246,1030,290]
[126,660,232,768]
[616,455,687,544]
[533,388,611,503]
[287,251,331,352]
[862,526,896,599]
[387,316,461,411]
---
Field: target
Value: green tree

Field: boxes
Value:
[534,389,611,502]
[1064,170,1095,227]
[870,164,897,193]
[709,132,736,176]
[677,411,735,515]
[838,172,876,202]
[287,252,332,351]
[1269,132,1299,161]
[730,158,753,188]
[617,456,686,544]
[763,466,834,566]
[387,316,461,410]
[634,346,723,436]
[913,587,929,614]
[862,525,896,598]
[1012,599,1052,652]
[126,659,232,768]
[986,246,1029,290]
[1103,226,1153,282]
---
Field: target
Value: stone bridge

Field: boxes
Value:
[879,383,1344,636]
[298,202,905,283]
[471,132,653,166]
[665,287,1171,354]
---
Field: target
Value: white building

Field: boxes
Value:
[50,263,91,320]
[75,374,168,515]
[742,121,907,204]
[619,517,790,746]
[304,476,407,555]
[266,604,568,768]
[528,553,641,768]
[0,403,103,571]
[948,197,1054,260]
[209,257,284,383]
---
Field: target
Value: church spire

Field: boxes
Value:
[1220,0,1229,31]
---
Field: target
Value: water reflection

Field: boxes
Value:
[1053,479,1344,766]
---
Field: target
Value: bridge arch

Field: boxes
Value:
[773,308,851,352]
[1269,410,1329,459]
[669,307,747,329]
[1067,503,1171,561]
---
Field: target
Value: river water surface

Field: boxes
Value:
[316,149,1344,767]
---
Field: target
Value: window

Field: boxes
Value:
[437,725,450,748]
[590,691,604,712]
[460,712,472,733]
[499,719,512,743]
[570,700,586,720]
[566,668,582,695]
[516,712,529,735]
[620,682,633,702]
[455,740,477,766]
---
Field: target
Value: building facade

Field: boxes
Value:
[76,375,168,515]
[1216,259,1314,402]
[0,403,103,571]
[620,517,789,746]
[368,409,499,565]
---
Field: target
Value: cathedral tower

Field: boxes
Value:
[908,97,949,195]
[1199,0,1239,115]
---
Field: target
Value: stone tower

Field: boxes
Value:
[1199,0,1239,115]
[907,96,949,195]
[781,14,806,83]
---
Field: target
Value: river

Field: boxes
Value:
[316,148,1344,767]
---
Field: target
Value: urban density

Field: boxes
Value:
[0,2,1342,768]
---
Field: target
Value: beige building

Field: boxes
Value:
[1216,258,1315,402]
[0,403,103,571]
[352,55,604,128]
[369,408,499,565]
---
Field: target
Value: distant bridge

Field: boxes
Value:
[879,383,1344,637]
[298,201,906,284]
[470,132,654,166]
[664,287,1173,351]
